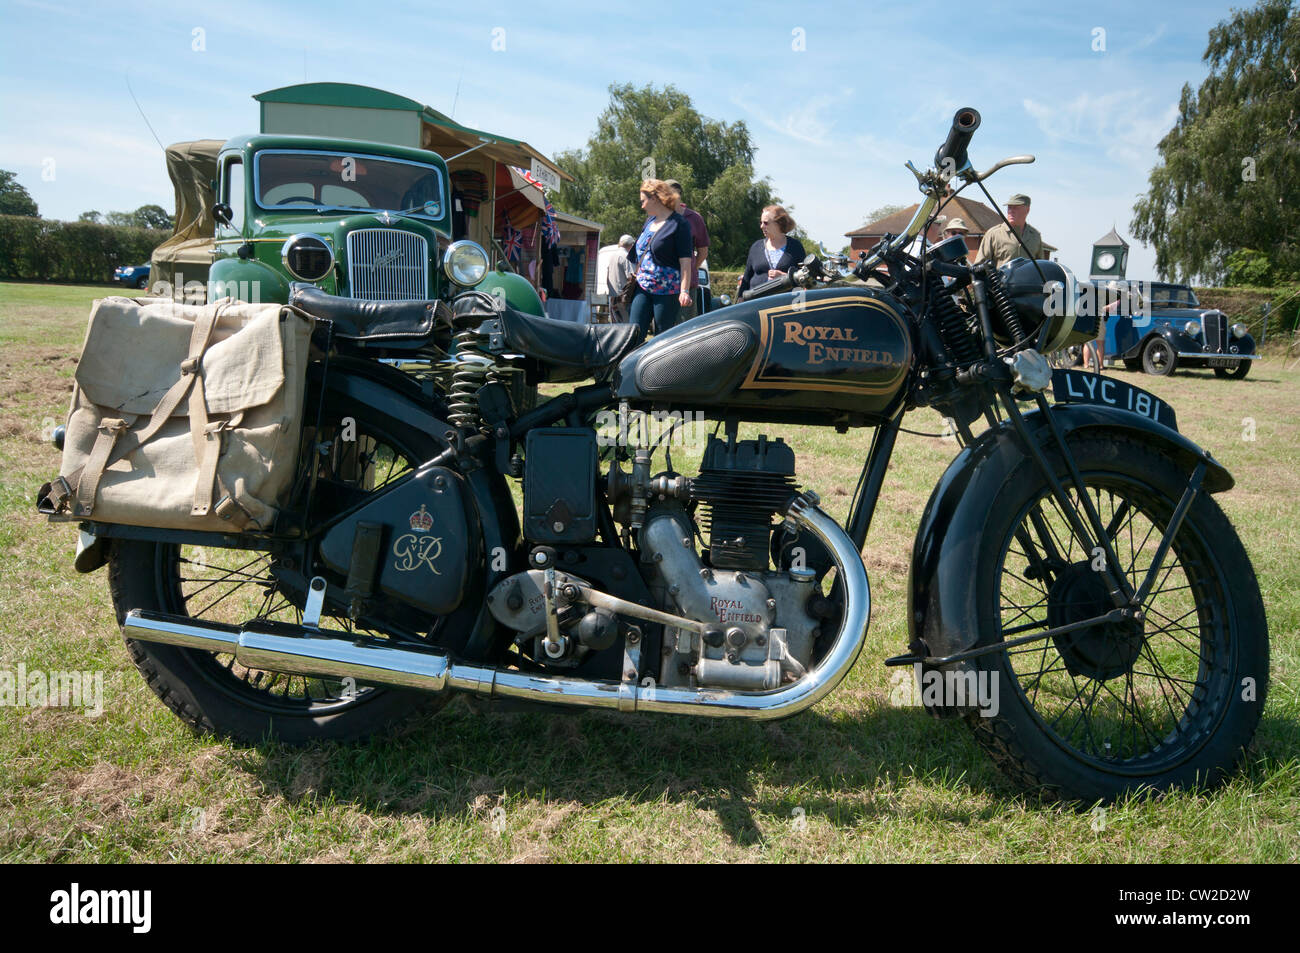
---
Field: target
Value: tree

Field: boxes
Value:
[861,203,909,227]
[553,84,779,268]
[0,170,39,217]
[1131,0,1300,283]
[78,210,104,224]
[131,204,173,230]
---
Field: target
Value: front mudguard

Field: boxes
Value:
[906,402,1232,670]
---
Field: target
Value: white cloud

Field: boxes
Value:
[1023,92,1179,169]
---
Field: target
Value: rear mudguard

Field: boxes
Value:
[906,402,1232,665]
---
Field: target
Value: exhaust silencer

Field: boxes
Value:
[122,494,869,720]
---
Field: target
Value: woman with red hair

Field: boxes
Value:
[629,178,694,335]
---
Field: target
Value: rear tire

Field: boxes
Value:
[965,435,1268,803]
[109,395,458,745]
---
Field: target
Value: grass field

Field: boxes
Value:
[0,280,1296,862]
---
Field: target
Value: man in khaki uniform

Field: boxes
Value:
[975,194,1045,267]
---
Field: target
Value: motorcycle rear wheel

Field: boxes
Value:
[110,403,455,745]
[966,435,1268,803]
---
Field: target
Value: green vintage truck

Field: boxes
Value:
[151,134,543,314]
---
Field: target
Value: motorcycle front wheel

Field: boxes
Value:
[966,434,1268,803]
[109,402,456,745]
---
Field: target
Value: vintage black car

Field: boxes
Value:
[1113,282,1257,379]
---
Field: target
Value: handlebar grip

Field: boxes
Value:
[741,273,795,301]
[934,107,981,172]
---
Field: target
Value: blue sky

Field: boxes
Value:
[1,0,1239,278]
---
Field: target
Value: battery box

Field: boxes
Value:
[524,428,598,544]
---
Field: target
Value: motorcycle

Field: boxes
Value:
[40,108,1268,804]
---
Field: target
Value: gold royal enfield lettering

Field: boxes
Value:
[782,321,898,366]
[742,296,911,394]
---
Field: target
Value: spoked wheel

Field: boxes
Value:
[1047,346,1082,370]
[967,435,1268,802]
[110,402,460,744]
[1142,337,1177,376]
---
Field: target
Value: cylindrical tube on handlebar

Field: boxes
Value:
[934,107,981,172]
[740,273,795,301]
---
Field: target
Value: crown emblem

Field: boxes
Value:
[409,504,433,532]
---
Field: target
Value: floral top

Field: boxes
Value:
[635,221,682,294]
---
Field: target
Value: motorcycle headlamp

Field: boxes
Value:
[999,259,1082,352]
[444,240,489,286]
[281,234,333,282]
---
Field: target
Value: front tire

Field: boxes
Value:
[966,435,1268,802]
[1142,337,1177,375]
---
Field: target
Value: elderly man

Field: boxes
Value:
[604,234,636,322]
[975,194,1046,268]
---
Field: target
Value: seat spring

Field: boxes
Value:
[448,327,499,431]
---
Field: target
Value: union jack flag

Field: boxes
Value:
[501,214,524,262]
[541,200,561,247]
[512,166,547,191]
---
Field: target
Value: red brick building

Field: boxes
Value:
[845,194,1056,260]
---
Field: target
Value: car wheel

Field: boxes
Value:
[1214,362,1250,380]
[135,275,149,289]
[1141,337,1177,376]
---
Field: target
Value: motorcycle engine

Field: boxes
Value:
[486,430,827,690]
[626,432,822,691]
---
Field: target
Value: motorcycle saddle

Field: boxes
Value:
[497,308,644,373]
[288,285,446,349]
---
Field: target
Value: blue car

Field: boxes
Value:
[113,263,151,289]
[1112,282,1257,380]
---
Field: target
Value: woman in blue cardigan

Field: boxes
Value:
[629,179,694,336]
[738,205,806,296]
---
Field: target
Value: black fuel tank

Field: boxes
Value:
[612,286,913,418]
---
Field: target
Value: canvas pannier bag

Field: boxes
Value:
[39,296,314,532]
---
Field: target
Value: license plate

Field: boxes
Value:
[1207,357,1236,368]
[1051,369,1177,431]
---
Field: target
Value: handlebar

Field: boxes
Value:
[934,107,981,174]
[740,272,795,301]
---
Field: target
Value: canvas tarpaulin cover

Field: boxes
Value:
[150,139,223,292]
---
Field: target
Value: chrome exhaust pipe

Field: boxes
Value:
[122,496,870,720]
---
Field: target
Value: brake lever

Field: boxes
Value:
[962,154,1036,183]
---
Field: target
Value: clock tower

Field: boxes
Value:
[1090,226,1129,280]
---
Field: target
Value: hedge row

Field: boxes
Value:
[0,215,170,283]
[1194,285,1300,343]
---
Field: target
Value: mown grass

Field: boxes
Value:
[0,280,1296,863]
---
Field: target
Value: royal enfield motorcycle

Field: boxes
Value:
[40,109,1268,803]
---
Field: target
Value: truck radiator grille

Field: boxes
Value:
[347,229,428,301]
